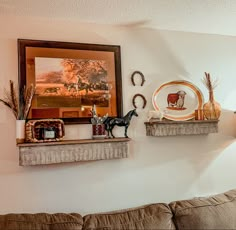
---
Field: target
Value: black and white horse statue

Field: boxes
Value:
[104,109,138,138]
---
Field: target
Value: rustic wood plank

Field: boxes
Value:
[18,138,130,166]
[144,120,218,136]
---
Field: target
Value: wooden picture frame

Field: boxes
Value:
[18,39,123,124]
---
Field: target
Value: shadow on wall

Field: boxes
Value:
[129,108,236,176]
[122,27,189,79]
[132,132,233,170]
[120,27,190,107]
[128,133,235,199]
[117,25,236,178]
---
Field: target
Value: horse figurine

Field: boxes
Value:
[104,109,138,138]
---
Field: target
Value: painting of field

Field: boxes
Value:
[34,57,110,107]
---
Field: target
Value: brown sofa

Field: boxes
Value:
[1,189,236,230]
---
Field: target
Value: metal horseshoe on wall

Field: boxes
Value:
[132,93,147,109]
[131,71,145,86]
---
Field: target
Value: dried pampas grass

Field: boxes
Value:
[0,80,35,120]
[202,72,218,92]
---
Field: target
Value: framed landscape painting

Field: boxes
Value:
[18,39,123,124]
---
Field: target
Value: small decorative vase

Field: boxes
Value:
[92,124,106,139]
[203,91,221,120]
[16,119,26,144]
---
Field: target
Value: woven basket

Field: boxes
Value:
[25,119,65,143]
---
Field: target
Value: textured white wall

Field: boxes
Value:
[0,15,236,215]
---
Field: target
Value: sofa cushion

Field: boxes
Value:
[0,213,83,230]
[83,203,175,230]
[169,189,236,229]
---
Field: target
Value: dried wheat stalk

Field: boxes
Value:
[0,80,35,119]
[22,84,35,120]
[202,72,218,92]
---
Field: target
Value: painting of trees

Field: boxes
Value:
[61,59,108,84]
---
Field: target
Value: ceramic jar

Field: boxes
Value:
[16,119,26,144]
[92,124,106,139]
[203,91,221,120]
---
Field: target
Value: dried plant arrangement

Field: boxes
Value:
[202,72,221,120]
[0,80,35,120]
[202,72,218,96]
[90,104,108,125]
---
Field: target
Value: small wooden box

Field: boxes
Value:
[25,119,65,143]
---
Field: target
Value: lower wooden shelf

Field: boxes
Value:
[18,138,130,166]
[144,119,219,137]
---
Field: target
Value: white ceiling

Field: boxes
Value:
[1,0,236,36]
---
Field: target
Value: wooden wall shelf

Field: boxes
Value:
[144,119,219,137]
[18,138,130,166]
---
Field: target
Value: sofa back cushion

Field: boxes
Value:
[83,203,175,230]
[170,189,236,229]
[0,213,83,230]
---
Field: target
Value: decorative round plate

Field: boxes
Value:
[152,80,204,121]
